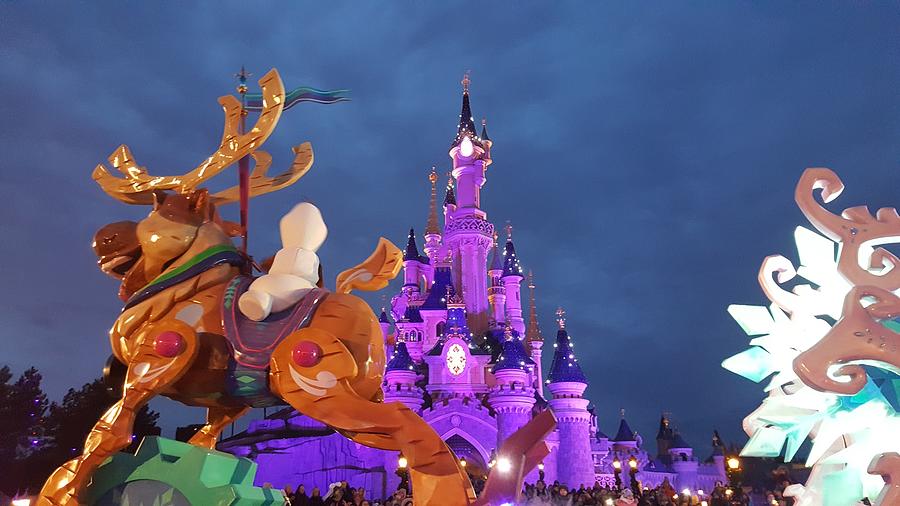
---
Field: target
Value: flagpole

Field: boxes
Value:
[235,66,251,255]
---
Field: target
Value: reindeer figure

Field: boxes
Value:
[38,69,476,506]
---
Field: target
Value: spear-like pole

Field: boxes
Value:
[235,66,252,254]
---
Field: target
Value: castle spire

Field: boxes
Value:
[425,167,440,236]
[501,223,523,278]
[481,118,491,142]
[525,271,544,344]
[443,171,456,207]
[548,307,586,383]
[403,228,422,261]
[452,71,481,148]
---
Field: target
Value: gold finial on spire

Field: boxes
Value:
[425,166,440,235]
[493,231,499,247]
[505,221,513,241]
[621,408,626,418]
[555,307,566,329]
[461,71,471,93]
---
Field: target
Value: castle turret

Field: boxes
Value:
[424,167,442,264]
[547,308,595,489]
[444,73,493,332]
[403,228,426,296]
[488,324,536,449]
[443,173,456,224]
[668,430,698,492]
[487,236,507,329]
[525,271,545,393]
[656,413,675,457]
[501,225,525,335]
[383,342,425,413]
[612,410,638,452]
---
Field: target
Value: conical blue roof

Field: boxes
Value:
[614,418,636,442]
[403,305,423,323]
[502,239,523,278]
[386,342,416,372]
[547,328,587,383]
[421,267,453,310]
[481,119,490,142]
[451,85,483,148]
[403,228,421,262]
[671,431,691,449]
[489,242,503,272]
[444,183,456,207]
[491,338,530,373]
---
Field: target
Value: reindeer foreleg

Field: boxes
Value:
[37,321,199,506]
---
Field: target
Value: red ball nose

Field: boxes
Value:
[292,340,323,367]
[154,331,185,358]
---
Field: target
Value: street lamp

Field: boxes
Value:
[538,461,545,482]
[628,456,639,495]
[497,456,512,473]
[396,453,410,494]
[612,457,622,491]
[460,457,467,468]
[726,456,742,497]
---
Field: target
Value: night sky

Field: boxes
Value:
[1,2,899,454]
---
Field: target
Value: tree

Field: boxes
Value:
[0,366,50,495]
[45,378,160,461]
[0,365,161,495]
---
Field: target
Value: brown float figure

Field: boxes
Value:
[37,69,481,506]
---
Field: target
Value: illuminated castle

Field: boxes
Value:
[220,75,726,497]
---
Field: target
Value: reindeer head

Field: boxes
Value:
[793,285,900,394]
[90,69,315,299]
[796,168,900,291]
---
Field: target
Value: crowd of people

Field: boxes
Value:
[516,480,750,505]
[270,479,754,506]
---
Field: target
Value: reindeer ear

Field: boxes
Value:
[191,189,212,220]
[151,190,167,210]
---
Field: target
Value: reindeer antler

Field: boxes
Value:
[796,167,900,290]
[209,143,314,204]
[92,69,287,205]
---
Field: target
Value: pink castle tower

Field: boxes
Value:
[525,271,545,394]
[444,72,494,333]
[383,342,425,413]
[501,224,525,335]
[488,324,536,449]
[487,236,507,330]
[547,307,596,489]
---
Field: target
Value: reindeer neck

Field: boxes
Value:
[122,223,245,311]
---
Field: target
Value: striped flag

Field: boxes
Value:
[244,86,349,111]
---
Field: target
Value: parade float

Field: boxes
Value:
[36,68,553,506]
[724,168,900,505]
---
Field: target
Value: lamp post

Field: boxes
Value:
[628,456,639,496]
[396,453,410,494]
[726,456,742,498]
[538,461,545,482]
[612,456,622,491]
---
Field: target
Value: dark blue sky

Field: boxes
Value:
[1,2,898,452]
